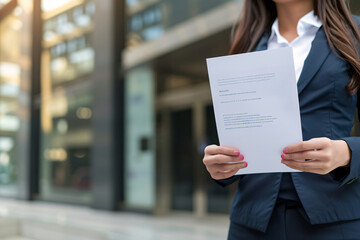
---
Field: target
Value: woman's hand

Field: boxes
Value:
[281,137,351,175]
[203,145,248,180]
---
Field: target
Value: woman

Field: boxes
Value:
[203,0,360,239]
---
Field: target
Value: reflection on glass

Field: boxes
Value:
[125,66,156,209]
[0,0,11,9]
[205,106,233,214]
[350,0,360,15]
[40,0,95,204]
[0,9,22,194]
[126,0,240,47]
[42,0,77,12]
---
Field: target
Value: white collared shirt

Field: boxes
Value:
[267,11,323,82]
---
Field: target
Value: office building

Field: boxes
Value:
[0,0,359,218]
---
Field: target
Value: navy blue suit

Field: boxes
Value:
[218,17,360,238]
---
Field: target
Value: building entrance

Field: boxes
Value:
[152,29,238,216]
[155,82,235,217]
[170,108,194,211]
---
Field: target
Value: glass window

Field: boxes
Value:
[350,0,360,15]
[125,0,240,48]
[125,66,156,209]
[39,0,95,204]
[0,7,23,196]
[0,0,11,9]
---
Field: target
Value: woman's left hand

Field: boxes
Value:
[281,137,351,175]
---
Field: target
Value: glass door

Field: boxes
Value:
[0,6,22,196]
[205,105,234,214]
[39,0,95,204]
[170,108,194,211]
[0,1,32,197]
[155,83,234,216]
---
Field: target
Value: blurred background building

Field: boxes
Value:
[0,0,359,221]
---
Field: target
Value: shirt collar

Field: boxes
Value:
[269,10,323,44]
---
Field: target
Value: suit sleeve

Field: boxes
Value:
[331,93,360,187]
[330,16,360,187]
[214,175,241,187]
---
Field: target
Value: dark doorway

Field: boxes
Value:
[205,105,233,214]
[171,109,194,211]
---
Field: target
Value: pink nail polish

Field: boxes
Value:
[281,154,285,159]
[240,155,245,160]
[283,148,287,154]
[234,150,240,156]
[244,162,248,167]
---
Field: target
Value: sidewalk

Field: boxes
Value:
[0,199,229,240]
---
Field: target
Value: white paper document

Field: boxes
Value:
[206,47,303,175]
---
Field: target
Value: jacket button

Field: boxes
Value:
[346,177,359,185]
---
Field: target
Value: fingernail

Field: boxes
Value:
[240,155,245,160]
[234,150,240,156]
[243,162,248,168]
[281,154,285,159]
[283,148,287,154]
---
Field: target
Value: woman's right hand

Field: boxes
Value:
[203,145,247,180]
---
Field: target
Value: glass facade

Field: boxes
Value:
[125,0,238,215]
[125,0,360,48]
[39,0,95,203]
[0,0,11,9]
[0,7,22,196]
[126,0,240,48]
[125,66,156,209]
[0,0,358,216]
[124,0,360,216]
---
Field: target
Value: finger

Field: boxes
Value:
[207,161,246,174]
[281,150,323,161]
[205,145,240,156]
[207,162,247,179]
[284,138,331,154]
[212,169,239,180]
[205,154,244,165]
[282,159,324,172]
[282,162,328,175]
[215,162,248,173]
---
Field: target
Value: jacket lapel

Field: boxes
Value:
[253,28,332,95]
[254,32,270,52]
[297,27,332,95]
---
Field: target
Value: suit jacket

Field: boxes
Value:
[217,17,360,232]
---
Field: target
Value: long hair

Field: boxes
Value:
[229,0,360,95]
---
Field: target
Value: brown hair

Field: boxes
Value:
[229,0,360,95]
